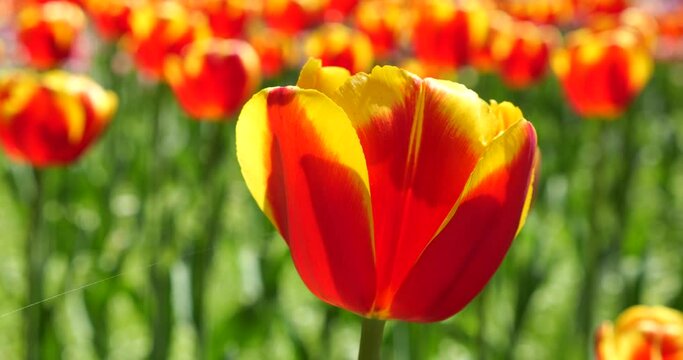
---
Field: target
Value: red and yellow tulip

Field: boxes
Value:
[187,0,250,39]
[495,0,575,25]
[16,0,86,69]
[576,0,629,17]
[84,0,133,40]
[490,18,560,88]
[165,38,260,120]
[262,0,322,35]
[248,27,296,78]
[412,0,490,69]
[236,58,538,322]
[125,0,210,79]
[552,27,653,119]
[303,23,374,74]
[0,70,117,167]
[596,305,683,360]
[353,0,405,60]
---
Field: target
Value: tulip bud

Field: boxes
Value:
[0,70,117,166]
[165,38,260,120]
[596,305,683,360]
[17,0,86,69]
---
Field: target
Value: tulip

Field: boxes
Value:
[412,0,490,69]
[490,19,560,88]
[303,23,374,74]
[125,0,210,79]
[587,7,658,51]
[596,305,683,360]
[576,0,628,17]
[84,0,133,40]
[495,0,575,25]
[322,0,358,19]
[16,0,86,69]
[262,0,322,35]
[653,4,683,60]
[552,27,653,119]
[164,38,260,120]
[247,27,296,78]
[354,0,405,59]
[187,0,250,39]
[236,58,538,324]
[0,70,117,167]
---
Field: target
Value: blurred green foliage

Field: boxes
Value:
[0,47,682,359]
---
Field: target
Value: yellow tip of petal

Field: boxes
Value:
[297,58,351,99]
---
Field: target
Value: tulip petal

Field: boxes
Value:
[335,66,503,313]
[297,58,351,99]
[389,120,537,321]
[236,86,376,314]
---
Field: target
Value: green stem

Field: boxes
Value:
[146,85,173,360]
[192,122,229,357]
[25,168,44,360]
[358,318,386,360]
[578,121,608,353]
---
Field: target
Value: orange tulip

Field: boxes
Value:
[303,23,374,73]
[490,18,560,88]
[248,27,296,78]
[596,305,683,360]
[16,0,86,69]
[165,38,260,120]
[84,0,133,40]
[412,0,490,69]
[552,27,652,119]
[125,0,209,79]
[236,58,538,322]
[0,70,117,167]
[353,0,406,59]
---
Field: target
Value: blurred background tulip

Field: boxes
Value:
[16,0,86,69]
[124,0,210,79]
[186,0,251,39]
[494,0,575,25]
[303,22,374,73]
[490,18,559,88]
[0,70,117,166]
[552,26,653,119]
[84,0,133,41]
[248,26,296,78]
[165,38,261,120]
[353,0,405,60]
[412,1,490,69]
[596,305,683,360]
[262,0,323,35]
